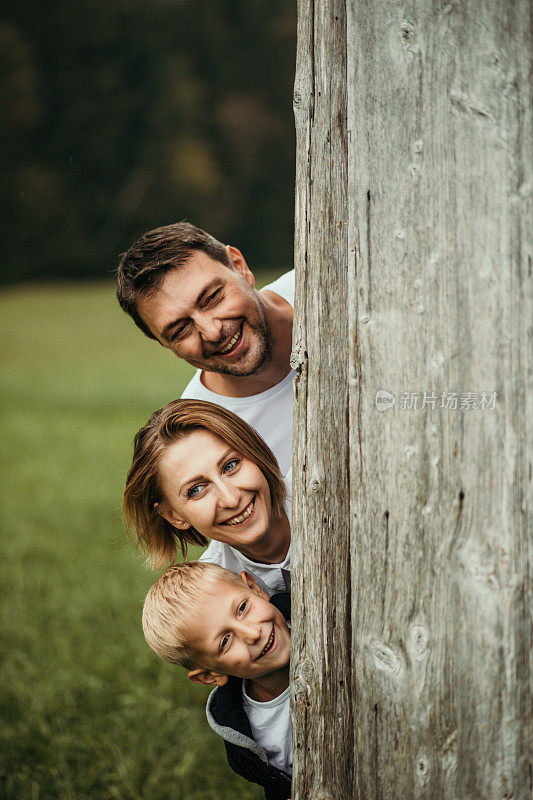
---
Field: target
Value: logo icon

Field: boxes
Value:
[375,390,395,411]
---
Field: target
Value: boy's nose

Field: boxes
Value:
[240,621,261,644]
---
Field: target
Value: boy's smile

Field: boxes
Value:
[185,576,290,682]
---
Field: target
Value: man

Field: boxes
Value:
[116,222,294,475]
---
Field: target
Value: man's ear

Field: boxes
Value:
[187,668,229,687]
[153,501,191,531]
[226,245,255,288]
[240,571,269,601]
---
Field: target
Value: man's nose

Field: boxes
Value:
[195,313,223,343]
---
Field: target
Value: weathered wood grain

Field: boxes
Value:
[292,0,531,797]
[291,1,352,798]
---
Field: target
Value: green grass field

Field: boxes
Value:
[0,283,267,800]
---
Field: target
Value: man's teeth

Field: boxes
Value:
[258,629,274,658]
[224,499,254,526]
[218,328,241,354]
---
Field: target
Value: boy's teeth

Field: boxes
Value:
[218,329,241,354]
[258,629,274,658]
[224,499,254,525]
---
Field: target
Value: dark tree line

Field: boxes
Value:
[1,0,296,282]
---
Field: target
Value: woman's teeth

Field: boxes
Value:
[223,499,254,526]
[218,328,241,354]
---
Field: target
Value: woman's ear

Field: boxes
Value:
[153,502,191,530]
[240,571,269,601]
[188,668,229,687]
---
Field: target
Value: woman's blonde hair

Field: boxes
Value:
[123,399,286,569]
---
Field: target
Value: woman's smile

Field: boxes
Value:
[220,497,256,526]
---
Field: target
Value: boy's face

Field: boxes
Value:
[185,574,290,685]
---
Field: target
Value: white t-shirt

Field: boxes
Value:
[199,470,292,597]
[242,684,292,776]
[181,270,295,477]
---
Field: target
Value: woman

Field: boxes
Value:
[123,399,291,595]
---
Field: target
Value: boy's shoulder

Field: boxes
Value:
[206,678,291,800]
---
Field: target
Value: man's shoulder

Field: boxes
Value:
[259,269,294,308]
[180,370,207,400]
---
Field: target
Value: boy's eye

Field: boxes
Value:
[221,634,230,650]
[238,600,248,615]
[223,458,240,474]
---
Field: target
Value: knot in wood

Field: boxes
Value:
[372,641,403,678]
[415,753,430,785]
[293,88,302,106]
[409,624,429,662]
[289,326,305,371]
[297,657,314,684]
[291,678,309,705]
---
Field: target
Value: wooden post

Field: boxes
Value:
[291,1,531,798]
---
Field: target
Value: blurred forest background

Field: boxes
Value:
[1,2,295,798]
[1,0,296,282]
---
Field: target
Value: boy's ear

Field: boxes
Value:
[240,571,269,601]
[226,245,254,288]
[187,668,229,687]
[153,501,190,531]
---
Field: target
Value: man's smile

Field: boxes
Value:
[210,324,244,358]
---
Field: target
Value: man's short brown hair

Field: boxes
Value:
[116,222,231,338]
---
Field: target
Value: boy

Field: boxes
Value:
[142,562,292,800]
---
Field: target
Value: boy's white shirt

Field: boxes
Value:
[198,469,292,596]
[242,684,292,775]
[180,270,295,477]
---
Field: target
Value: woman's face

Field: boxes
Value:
[156,429,273,551]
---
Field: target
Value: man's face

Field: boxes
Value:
[136,251,271,376]
[185,577,291,680]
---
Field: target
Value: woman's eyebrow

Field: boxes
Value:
[179,474,204,493]
[216,448,235,467]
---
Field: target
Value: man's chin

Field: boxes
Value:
[201,345,270,378]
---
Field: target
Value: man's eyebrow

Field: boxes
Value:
[161,279,223,341]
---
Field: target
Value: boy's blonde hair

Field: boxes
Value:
[142,561,245,668]
[123,398,286,569]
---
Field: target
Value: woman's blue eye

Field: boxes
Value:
[187,484,202,498]
[223,458,240,473]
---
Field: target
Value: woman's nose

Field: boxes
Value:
[216,480,240,509]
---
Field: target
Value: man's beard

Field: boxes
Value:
[204,298,272,377]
